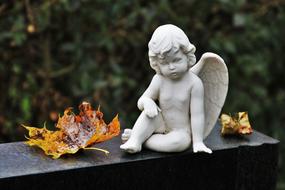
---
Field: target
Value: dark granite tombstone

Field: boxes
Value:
[0,124,279,190]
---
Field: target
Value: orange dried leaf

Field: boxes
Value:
[90,114,120,144]
[23,102,120,159]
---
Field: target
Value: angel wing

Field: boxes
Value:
[190,52,229,139]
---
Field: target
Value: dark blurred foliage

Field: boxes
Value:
[0,0,285,188]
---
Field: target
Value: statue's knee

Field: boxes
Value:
[141,111,156,120]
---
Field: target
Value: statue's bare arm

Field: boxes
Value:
[190,77,205,144]
[190,76,212,153]
[137,74,161,118]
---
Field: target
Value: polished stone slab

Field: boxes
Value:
[0,124,279,190]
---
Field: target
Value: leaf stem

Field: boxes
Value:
[83,147,109,155]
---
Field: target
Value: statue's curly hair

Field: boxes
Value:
[148,24,196,74]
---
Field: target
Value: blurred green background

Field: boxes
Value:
[0,0,284,189]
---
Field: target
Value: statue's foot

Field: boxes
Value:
[193,142,212,154]
[120,139,141,154]
[121,128,132,141]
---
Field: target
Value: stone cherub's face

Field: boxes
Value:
[157,48,188,80]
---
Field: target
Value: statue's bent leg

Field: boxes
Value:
[120,111,165,153]
[144,130,191,152]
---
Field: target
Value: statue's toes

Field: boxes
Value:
[124,128,132,135]
[121,133,130,141]
[204,147,212,154]
[120,142,141,153]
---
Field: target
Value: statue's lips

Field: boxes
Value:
[170,72,178,76]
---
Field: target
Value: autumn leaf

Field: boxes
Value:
[220,112,253,136]
[23,102,120,159]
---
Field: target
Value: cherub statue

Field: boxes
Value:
[120,24,228,154]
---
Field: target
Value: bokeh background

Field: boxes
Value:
[0,0,284,189]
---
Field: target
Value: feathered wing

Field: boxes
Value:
[190,52,229,139]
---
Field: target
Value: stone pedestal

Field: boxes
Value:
[0,124,279,190]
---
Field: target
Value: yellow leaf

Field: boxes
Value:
[220,112,253,136]
[23,102,120,159]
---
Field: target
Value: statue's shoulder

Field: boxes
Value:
[188,71,203,89]
[151,74,163,84]
[146,74,163,91]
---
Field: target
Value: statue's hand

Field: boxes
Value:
[144,100,160,118]
[193,142,212,154]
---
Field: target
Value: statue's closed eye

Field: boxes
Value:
[173,57,182,62]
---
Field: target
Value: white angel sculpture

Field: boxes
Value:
[120,24,228,154]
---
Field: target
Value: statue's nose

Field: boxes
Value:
[169,63,175,70]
